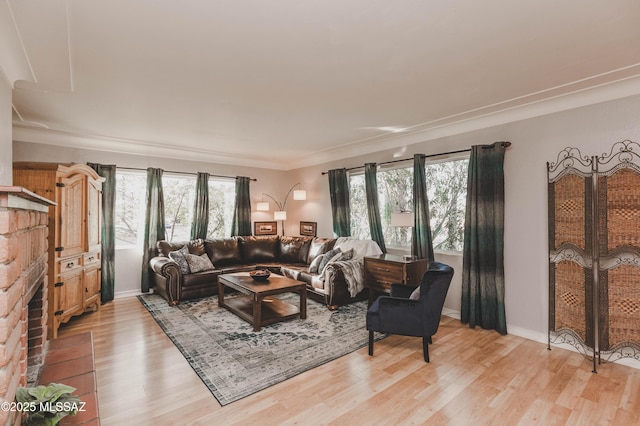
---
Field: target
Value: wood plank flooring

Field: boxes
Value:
[58,297,640,425]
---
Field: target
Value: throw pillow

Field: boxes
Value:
[409,287,420,300]
[318,248,342,274]
[187,238,206,256]
[168,245,190,274]
[184,253,215,273]
[308,253,325,274]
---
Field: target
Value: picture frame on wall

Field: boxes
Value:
[300,221,317,237]
[254,221,277,236]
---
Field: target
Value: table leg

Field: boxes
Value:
[253,295,262,332]
[218,280,225,307]
[300,286,307,319]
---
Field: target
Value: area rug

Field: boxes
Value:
[138,293,383,405]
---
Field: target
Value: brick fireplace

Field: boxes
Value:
[0,186,54,426]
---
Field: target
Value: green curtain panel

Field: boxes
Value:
[412,154,435,262]
[365,163,386,252]
[328,168,351,237]
[190,172,210,239]
[87,162,116,303]
[141,168,166,293]
[231,176,252,236]
[461,142,507,335]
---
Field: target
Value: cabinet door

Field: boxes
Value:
[57,174,86,257]
[83,266,101,310]
[54,271,83,319]
[87,178,102,252]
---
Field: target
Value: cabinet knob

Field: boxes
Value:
[66,262,75,268]
[376,267,390,272]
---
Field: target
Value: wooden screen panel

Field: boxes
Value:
[554,261,587,342]
[605,265,640,350]
[604,168,640,252]
[554,174,587,250]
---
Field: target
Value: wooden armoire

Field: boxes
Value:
[13,162,104,339]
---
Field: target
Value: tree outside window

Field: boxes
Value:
[207,179,236,238]
[163,175,196,242]
[349,158,468,251]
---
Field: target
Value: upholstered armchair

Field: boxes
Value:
[366,261,454,362]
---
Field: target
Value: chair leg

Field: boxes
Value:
[368,330,374,356]
[422,336,430,363]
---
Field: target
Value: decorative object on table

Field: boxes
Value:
[257,183,307,235]
[254,221,277,236]
[390,211,414,227]
[249,269,271,281]
[299,221,317,237]
[138,293,386,405]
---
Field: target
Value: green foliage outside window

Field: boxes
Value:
[350,158,468,251]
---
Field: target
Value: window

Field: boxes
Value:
[114,170,237,248]
[115,171,146,249]
[207,179,236,238]
[349,157,468,251]
[163,174,196,242]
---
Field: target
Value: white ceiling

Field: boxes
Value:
[6,0,640,170]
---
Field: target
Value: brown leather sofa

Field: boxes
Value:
[149,235,369,308]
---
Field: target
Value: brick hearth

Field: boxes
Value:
[0,186,54,426]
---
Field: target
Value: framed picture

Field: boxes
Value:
[254,221,277,236]
[300,221,317,237]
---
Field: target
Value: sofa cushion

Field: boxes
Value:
[157,239,206,257]
[185,253,215,273]
[318,248,342,274]
[307,237,336,264]
[308,253,325,273]
[168,246,190,274]
[182,270,220,288]
[240,236,279,263]
[205,238,241,266]
[187,239,206,256]
[279,236,312,264]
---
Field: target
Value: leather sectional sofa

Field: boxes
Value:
[149,235,382,309]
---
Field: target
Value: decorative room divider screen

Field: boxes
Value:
[547,140,640,373]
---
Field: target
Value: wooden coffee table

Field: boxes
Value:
[218,272,307,331]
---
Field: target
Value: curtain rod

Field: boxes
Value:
[117,166,257,181]
[321,141,511,175]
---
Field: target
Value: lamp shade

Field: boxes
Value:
[391,212,414,227]
[293,189,307,200]
[256,202,269,211]
[274,211,287,220]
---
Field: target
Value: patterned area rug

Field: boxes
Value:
[138,293,383,405]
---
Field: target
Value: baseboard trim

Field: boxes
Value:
[115,289,151,299]
[442,309,640,370]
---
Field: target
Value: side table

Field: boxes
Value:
[364,254,429,305]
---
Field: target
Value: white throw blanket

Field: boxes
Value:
[324,258,364,297]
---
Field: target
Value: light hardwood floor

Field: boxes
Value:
[58,297,640,425]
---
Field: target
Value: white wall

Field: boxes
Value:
[0,73,11,185]
[288,94,640,341]
[13,94,640,342]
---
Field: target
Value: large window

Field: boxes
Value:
[115,171,146,248]
[350,157,468,251]
[114,170,236,248]
[163,174,196,242]
[207,179,236,238]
